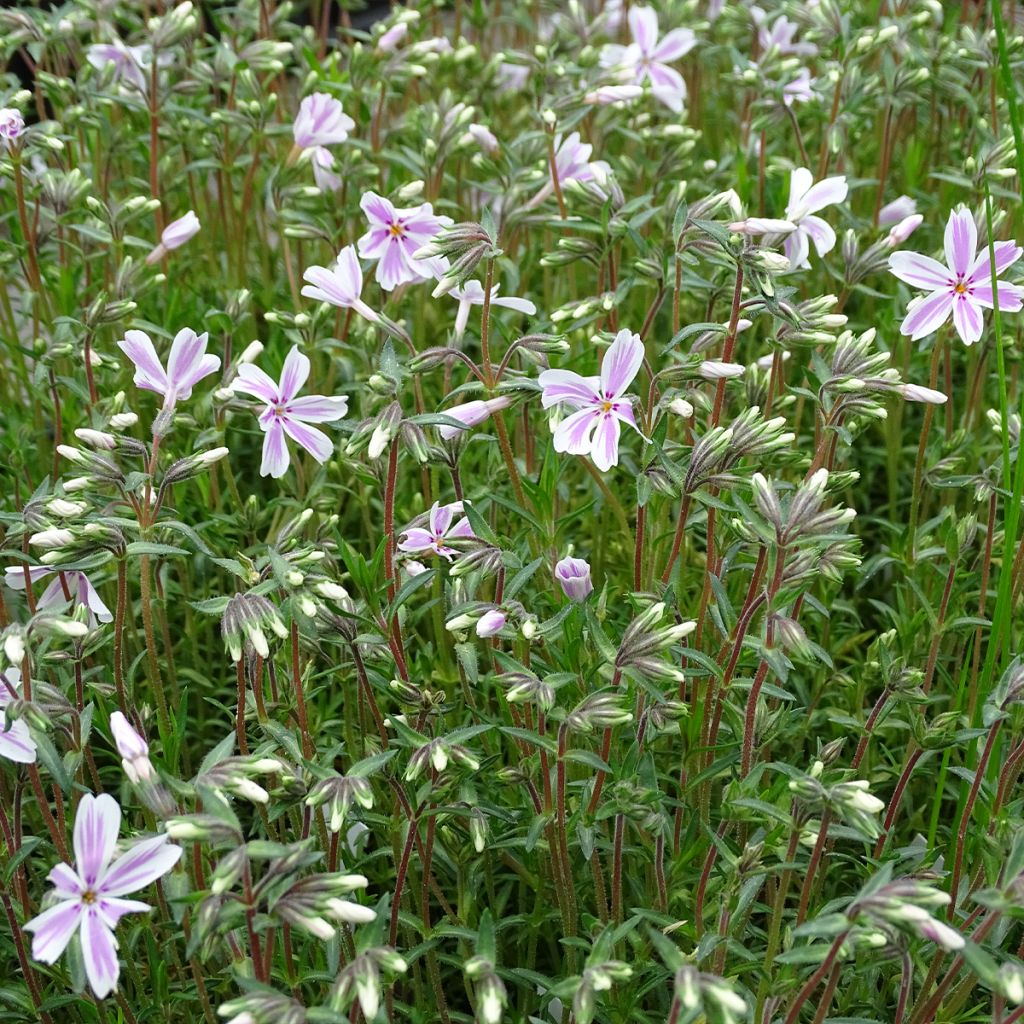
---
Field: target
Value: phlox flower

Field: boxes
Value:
[0,668,36,764]
[0,108,25,145]
[600,6,696,112]
[87,39,164,92]
[357,191,452,291]
[879,196,917,226]
[555,556,593,602]
[398,501,475,560]
[146,210,200,264]
[110,712,155,784]
[309,147,341,192]
[449,280,536,338]
[292,92,355,149]
[529,132,611,208]
[231,346,349,479]
[888,207,1023,345]
[753,8,818,57]
[437,397,513,440]
[475,608,506,637]
[24,793,181,998]
[301,245,381,324]
[4,566,113,625]
[782,168,848,269]
[538,328,645,472]
[783,68,813,107]
[117,327,220,410]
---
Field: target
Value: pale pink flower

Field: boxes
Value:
[449,279,536,338]
[600,6,696,112]
[231,346,349,479]
[309,147,342,192]
[117,327,220,409]
[467,123,499,155]
[783,68,813,107]
[398,501,475,560]
[301,245,380,323]
[879,196,917,226]
[0,668,36,764]
[357,192,452,291]
[86,39,155,92]
[886,214,923,248]
[146,210,200,264]
[529,132,611,209]
[25,794,181,998]
[376,22,408,53]
[4,567,113,625]
[110,712,154,784]
[293,92,355,149]
[437,397,513,440]
[475,609,506,637]
[538,328,645,472]
[782,168,848,269]
[888,207,1023,345]
[555,556,593,602]
[0,108,25,145]
[753,8,818,57]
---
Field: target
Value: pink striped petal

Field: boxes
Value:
[25,900,83,964]
[652,27,696,62]
[900,289,952,339]
[888,251,951,290]
[971,282,1024,312]
[952,295,983,346]
[629,5,659,53]
[260,420,290,478]
[360,191,396,230]
[553,407,601,455]
[967,240,1023,282]
[99,835,181,897]
[539,370,601,409]
[429,501,453,537]
[802,215,836,257]
[281,417,334,464]
[591,414,622,472]
[277,347,310,404]
[98,897,151,926]
[287,394,349,422]
[600,329,645,398]
[81,907,120,998]
[233,363,281,404]
[799,176,848,215]
[944,208,977,278]
[118,330,168,394]
[0,716,36,763]
[74,793,120,888]
[397,528,434,554]
[48,863,84,898]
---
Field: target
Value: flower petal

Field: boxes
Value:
[74,793,121,888]
[944,208,977,278]
[801,215,837,258]
[900,289,952,340]
[785,228,810,270]
[281,417,334,465]
[888,251,952,290]
[538,370,601,409]
[360,190,396,230]
[99,835,181,897]
[0,716,36,763]
[591,414,622,472]
[167,328,215,395]
[429,501,453,537]
[98,897,151,926]
[952,295,984,346]
[118,330,168,394]
[260,420,290,478]
[600,329,645,398]
[971,281,1024,312]
[652,27,696,62]
[397,528,435,554]
[278,347,310,404]
[78,574,113,624]
[787,167,814,214]
[287,394,349,422]
[48,863,84,898]
[967,239,1023,282]
[492,296,537,316]
[232,363,280,405]
[628,5,659,54]
[553,407,600,455]
[799,176,848,215]
[25,900,83,964]
[81,907,120,998]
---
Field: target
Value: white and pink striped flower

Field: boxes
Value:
[398,501,475,560]
[888,207,1023,345]
[357,192,452,291]
[538,328,644,472]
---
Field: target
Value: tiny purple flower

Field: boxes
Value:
[879,195,917,227]
[110,712,154,784]
[357,191,453,291]
[0,668,36,764]
[0,108,25,146]
[117,327,221,410]
[398,501,475,560]
[293,92,355,149]
[301,245,381,323]
[600,6,696,112]
[889,207,1023,346]
[231,346,349,479]
[555,556,593,603]
[24,793,182,998]
[309,147,342,192]
[146,210,200,264]
[538,328,645,472]
[4,567,113,625]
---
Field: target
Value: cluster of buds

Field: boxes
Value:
[614,602,695,683]
[503,671,557,712]
[851,875,964,952]
[221,592,289,661]
[683,408,794,495]
[670,966,748,1024]
[197,754,286,804]
[306,772,374,833]
[414,220,500,296]
[563,693,633,735]
[789,762,886,839]
[346,402,430,464]
[269,871,375,939]
[748,469,856,548]
[330,947,408,1021]
[219,990,307,1024]
[571,958,633,1024]
[405,733,481,780]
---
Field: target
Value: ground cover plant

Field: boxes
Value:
[2,0,1024,1021]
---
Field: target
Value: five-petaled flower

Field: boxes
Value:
[231,346,349,479]
[292,92,355,150]
[600,6,696,112]
[301,245,381,324]
[0,668,36,764]
[398,501,475,560]
[529,132,611,208]
[24,793,181,998]
[781,168,848,269]
[538,328,645,472]
[4,566,113,625]
[888,207,1023,346]
[357,191,452,291]
[448,280,536,338]
[118,327,221,410]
